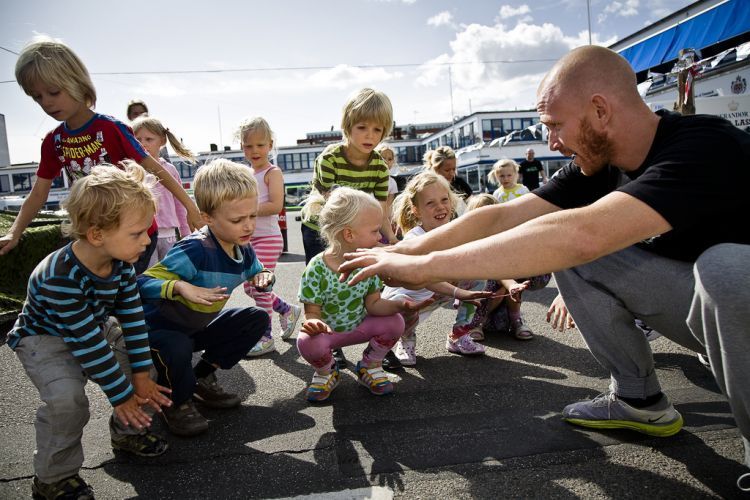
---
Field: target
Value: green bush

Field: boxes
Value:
[0,211,67,335]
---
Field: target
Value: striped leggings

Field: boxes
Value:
[244,233,291,336]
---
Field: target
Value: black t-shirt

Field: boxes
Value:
[519,159,544,190]
[534,110,750,261]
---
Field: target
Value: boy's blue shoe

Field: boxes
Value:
[562,391,683,437]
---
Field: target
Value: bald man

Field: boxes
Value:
[341,46,750,478]
[518,148,547,190]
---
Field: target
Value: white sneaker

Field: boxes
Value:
[280,304,302,340]
[394,338,416,366]
[246,336,275,357]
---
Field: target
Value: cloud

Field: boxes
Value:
[127,65,403,98]
[427,11,456,29]
[415,19,616,113]
[498,4,531,19]
[599,0,639,23]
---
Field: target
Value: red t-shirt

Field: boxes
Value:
[37,113,156,234]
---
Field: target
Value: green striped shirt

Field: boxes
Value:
[304,143,389,230]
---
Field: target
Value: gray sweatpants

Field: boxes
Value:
[555,243,750,466]
[15,318,152,483]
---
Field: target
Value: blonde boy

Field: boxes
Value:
[7,164,172,500]
[138,159,272,436]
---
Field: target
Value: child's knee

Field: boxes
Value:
[41,378,90,425]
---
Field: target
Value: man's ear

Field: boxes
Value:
[86,226,104,247]
[591,94,611,125]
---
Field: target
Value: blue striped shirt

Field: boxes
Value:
[8,243,152,405]
[138,226,264,332]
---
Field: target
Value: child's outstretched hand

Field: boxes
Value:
[399,297,435,312]
[454,288,496,308]
[301,318,332,336]
[131,372,172,413]
[507,280,531,303]
[251,270,275,292]
[175,282,228,305]
[113,396,153,430]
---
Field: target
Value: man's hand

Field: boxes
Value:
[251,271,275,291]
[547,293,576,331]
[339,248,431,288]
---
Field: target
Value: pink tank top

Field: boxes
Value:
[252,165,282,237]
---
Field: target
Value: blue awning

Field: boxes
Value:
[618,0,750,73]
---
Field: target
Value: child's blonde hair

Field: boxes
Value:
[319,187,381,255]
[487,159,520,185]
[132,116,196,163]
[193,159,258,215]
[236,116,276,161]
[15,35,96,109]
[61,161,156,240]
[423,146,456,171]
[375,143,397,165]
[341,88,393,142]
[466,193,498,211]
[393,171,458,233]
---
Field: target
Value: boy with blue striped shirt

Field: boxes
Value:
[6,163,172,500]
[138,159,271,437]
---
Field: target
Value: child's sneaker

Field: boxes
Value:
[111,430,169,457]
[306,368,340,402]
[161,399,209,436]
[32,474,94,500]
[280,304,302,340]
[562,391,683,437]
[394,338,416,366]
[382,349,404,372]
[356,362,394,396]
[509,318,534,340]
[246,335,275,357]
[194,372,241,408]
[446,334,486,355]
[468,326,485,341]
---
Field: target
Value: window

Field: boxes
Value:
[12,173,35,192]
[0,174,9,193]
[51,174,65,189]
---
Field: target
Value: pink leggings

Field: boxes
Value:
[297,314,404,371]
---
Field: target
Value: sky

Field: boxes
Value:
[1,0,694,164]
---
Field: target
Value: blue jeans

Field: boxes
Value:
[149,307,268,405]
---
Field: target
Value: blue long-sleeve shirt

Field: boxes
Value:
[138,226,264,333]
[8,243,152,405]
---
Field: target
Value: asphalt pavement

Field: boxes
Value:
[0,217,748,499]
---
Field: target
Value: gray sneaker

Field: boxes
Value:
[562,391,683,437]
[194,372,241,409]
[162,399,208,436]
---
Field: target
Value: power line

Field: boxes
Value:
[1,57,558,84]
[0,45,20,55]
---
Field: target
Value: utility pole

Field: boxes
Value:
[448,65,456,148]
[217,105,223,150]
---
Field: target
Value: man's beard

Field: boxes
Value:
[572,117,614,175]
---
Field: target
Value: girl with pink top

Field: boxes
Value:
[133,116,193,265]
[239,117,302,357]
